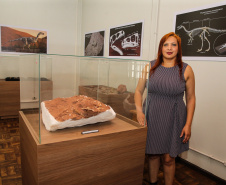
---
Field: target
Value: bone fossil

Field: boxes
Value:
[215,42,226,55]
[177,25,226,53]
[7,32,44,49]
[219,43,226,50]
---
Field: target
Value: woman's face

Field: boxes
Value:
[162,36,178,61]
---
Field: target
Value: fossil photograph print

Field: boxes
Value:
[174,2,226,60]
[109,21,143,58]
[85,30,105,56]
[1,26,47,54]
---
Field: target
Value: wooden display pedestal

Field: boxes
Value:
[19,111,147,185]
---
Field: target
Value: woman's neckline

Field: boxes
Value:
[160,61,177,68]
[160,64,177,69]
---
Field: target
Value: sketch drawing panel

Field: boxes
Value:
[108,21,144,59]
[174,1,226,61]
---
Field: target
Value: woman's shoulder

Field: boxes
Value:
[150,59,157,67]
[182,62,194,71]
[182,62,189,71]
[184,64,195,81]
[182,61,188,67]
[183,62,195,77]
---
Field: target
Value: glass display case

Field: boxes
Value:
[18,54,150,185]
[19,54,150,144]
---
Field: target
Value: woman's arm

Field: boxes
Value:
[180,65,196,143]
[134,64,150,126]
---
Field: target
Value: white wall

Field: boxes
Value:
[80,0,226,180]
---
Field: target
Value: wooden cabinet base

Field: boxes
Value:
[0,80,52,118]
[19,111,147,185]
[0,80,20,117]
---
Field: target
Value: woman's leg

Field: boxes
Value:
[162,154,175,185]
[148,154,161,183]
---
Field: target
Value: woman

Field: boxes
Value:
[135,32,196,185]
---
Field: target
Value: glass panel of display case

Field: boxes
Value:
[0,55,20,79]
[19,54,52,142]
[79,58,149,120]
[19,54,149,144]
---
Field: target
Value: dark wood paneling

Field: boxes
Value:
[0,80,20,117]
[0,80,52,118]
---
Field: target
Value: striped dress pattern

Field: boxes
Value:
[145,60,189,157]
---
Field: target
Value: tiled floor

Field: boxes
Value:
[0,118,22,185]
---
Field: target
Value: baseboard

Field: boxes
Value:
[176,157,226,184]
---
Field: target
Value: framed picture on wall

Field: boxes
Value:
[0,25,47,54]
[108,21,143,58]
[84,30,105,56]
[174,1,226,61]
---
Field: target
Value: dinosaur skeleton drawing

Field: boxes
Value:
[7,32,44,49]
[110,31,140,55]
[177,25,226,53]
[109,30,125,55]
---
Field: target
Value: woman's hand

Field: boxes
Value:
[183,65,195,144]
[180,125,191,143]
[134,63,150,127]
[137,111,146,126]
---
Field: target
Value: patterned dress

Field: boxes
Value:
[145,60,189,157]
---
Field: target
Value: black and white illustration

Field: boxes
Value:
[109,21,143,58]
[84,30,105,56]
[174,2,226,60]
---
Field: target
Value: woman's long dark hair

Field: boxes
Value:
[150,32,183,79]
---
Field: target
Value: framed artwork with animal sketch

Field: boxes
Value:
[0,25,47,54]
[108,21,143,58]
[174,1,226,61]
